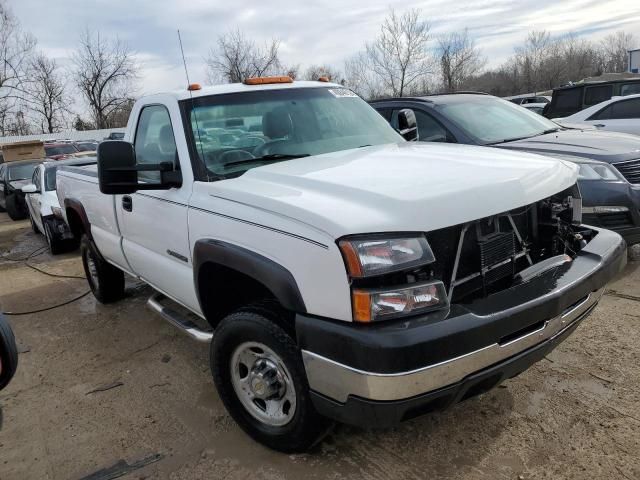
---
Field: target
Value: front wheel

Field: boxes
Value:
[80,235,125,303]
[0,313,18,391]
[44,221,63,255]
[6,194,27,221]
[211,305,331,452]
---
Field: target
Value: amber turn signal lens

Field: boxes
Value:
[243,76,293,85]
[338,240,364,278]
[352,290,372,323]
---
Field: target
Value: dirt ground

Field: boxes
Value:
[0,211,639,480]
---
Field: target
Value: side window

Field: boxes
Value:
[584,85,613,106]
[555,89,581,110]
[413,110,454,143]
[620,83,640,96]
[134,105,178,182]
[375,107,393,122]
[589,104,612,120]
[609,98,640,119]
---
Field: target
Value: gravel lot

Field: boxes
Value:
[0,211,639,480]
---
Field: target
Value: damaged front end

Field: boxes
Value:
[425,185,595,304]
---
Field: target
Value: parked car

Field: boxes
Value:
[521,103,547,115]
[74,141,99,153]
[0,312,18,391]
[0,159,41,220]
[104,132,124,140]
[554,94,640,136]
[508,95,550,105]
[22,158,96,254]
[544,78,640,119]
[44,142,79,160]
[56,78,626,452]
[371,94,640,245]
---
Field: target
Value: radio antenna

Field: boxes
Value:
[177,29,191,86]
[177,30,207,178]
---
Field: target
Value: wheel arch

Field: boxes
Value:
[193,239,306,327]
[63,198,91,241]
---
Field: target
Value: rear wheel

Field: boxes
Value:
[6,194,27,221]
[211,304,331,452]
[80,235,125,303]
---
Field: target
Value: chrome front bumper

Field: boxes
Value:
[302,287,604,403]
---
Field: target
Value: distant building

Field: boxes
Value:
[630,49,640,74]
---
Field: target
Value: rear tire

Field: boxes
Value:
[80,234,125,303]
[6,194,27,221]
[0,313,18,391]
[211,304,331,453]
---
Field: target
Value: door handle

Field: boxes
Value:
[122,195,133,212]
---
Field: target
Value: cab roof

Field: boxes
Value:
[151,80,344,102]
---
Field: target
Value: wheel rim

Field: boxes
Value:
[230,341,297,427]
[86,252,99,288]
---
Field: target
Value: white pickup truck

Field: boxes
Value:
[56,77,626,452]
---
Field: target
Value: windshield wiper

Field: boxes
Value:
[485,128,561,145]
[225,153,310,167]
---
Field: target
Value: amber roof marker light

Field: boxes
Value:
[243,76,294,85]
[188,83,202,91]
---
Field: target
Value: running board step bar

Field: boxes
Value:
[147,293,213,343]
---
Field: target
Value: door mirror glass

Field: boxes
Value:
[97,140,182,195]
[21,184,38,194]
[397,109,418,141]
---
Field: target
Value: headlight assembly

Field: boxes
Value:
[338,235,435,278]
[576,163,619,181]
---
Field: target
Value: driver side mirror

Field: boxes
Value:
[21,184,39,194]
[98,141,182,195]
[397,109,419,141]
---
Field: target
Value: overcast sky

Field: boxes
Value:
[12,0,640,96]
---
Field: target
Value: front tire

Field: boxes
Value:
[6,194,27,221]
[44,221,63,255]
[0,314,18,391]
[30,214,40,234]
[211,305,331,452]
[80,235,125,303]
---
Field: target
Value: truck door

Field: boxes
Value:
[116,104,201,313]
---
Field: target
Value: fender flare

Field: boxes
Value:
[193,239,307,314]
[63,198,92,240]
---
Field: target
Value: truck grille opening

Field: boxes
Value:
[425,186,595,304]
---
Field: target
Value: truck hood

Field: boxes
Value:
[212,143,578,238]
[496,129,640,164]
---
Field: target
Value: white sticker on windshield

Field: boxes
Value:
[328,88,359,98]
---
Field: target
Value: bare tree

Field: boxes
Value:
[303,64,343,83]
[364,9,435,97]
[598,31,636,72]
[73,30,138,129]
[344,52,385,99]
[438,29,485,92]
[27,53,68,133]
[206,29,282,83]
[0,1,36,134]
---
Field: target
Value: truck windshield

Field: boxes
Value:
[435,96,561,145]
[182,87,402,178]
